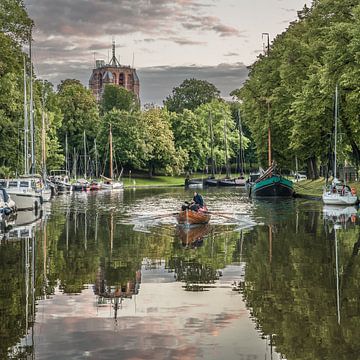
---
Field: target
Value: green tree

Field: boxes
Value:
[101,84,139,113]
[164,78,220,113]
[141,108,187,176]
[57,79,100,170]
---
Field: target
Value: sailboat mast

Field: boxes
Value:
[238,109,244,175]
[223,113,230,178]
[23,56,29,174]
[83,130,87,178]
[94,139,98,179]
[334,85,338,179]
[29,30,36,175]
[65,133,68,174]
[209,112,215,177]
[268,103,272,167]
[109,125,113,179]
[41,82,47,178]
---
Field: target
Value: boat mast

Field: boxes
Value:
[41,82,47,178]
[83,130,87,179]
[262,32,272,168]
[334,85,338,179]
[65,133,68,175]
[109,125,113,179]
[209,112,215,177]
[29,29,36,175]
[223,113,230,178]
[238,109,244,175]
[24,56,29,174]
[94,139,98,179]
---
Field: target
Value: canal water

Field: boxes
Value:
[1,187,360,359]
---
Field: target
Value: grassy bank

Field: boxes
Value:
[293,178,360,197]
[122,175,184,187]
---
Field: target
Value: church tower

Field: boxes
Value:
[89,42,140,102]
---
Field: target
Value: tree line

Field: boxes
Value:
[0,1,251,179]
[232,0,360,179]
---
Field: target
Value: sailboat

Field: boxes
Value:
[250,117,294,197]
[101,125,124,190]
[3,39,51,210]
[322,86,358,205]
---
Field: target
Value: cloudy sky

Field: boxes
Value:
[25,0,312,104]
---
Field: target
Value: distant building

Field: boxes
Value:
[89,42,140,102]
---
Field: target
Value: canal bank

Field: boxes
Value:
[294,178,360,201]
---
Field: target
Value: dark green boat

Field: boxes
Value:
[251,175,294,197]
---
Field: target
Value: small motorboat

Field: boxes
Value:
[72,179,90,191]
[218,177,246,187]
[184,178,203,189]
[204,178,218,187]
[177,208,211,225]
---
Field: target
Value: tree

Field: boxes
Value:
[170,109,209,172]
[194,100,241,176]
[101,84,139,113]
[142,108,187,176]
[164,78,220,113]
[57,79,100,172]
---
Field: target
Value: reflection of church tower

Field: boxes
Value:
[89,41,140,102]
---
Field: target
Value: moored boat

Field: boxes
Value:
[72,179,90,191]
[177,209,211,225]
[0,188,16,215]
[90,180,101,191]
[0,177,47,210]
[252,175,294,198]
[322,180,357,205]
[322,86,358,206]
[218,177,247,187]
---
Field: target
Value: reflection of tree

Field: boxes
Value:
[0,236,37,359]
[168,225,241,291]
[242,209,360,360]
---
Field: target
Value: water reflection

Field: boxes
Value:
[242,199,360,360]
[2,189,360,359]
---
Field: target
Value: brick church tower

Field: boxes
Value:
[89,42,140,102]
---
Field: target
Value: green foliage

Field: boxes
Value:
[57,79,100,158]
[164,78,220,113]
[101,84,139,113]
[0,0,33,43]
[233,0,360,178]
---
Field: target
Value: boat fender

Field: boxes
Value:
[351,187,357,195]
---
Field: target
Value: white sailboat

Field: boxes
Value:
[322,86,358,205]
[101,125,123,190]
[4,36,51,210]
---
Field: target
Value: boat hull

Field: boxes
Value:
[252,176,294,198]
[204,179,218,187]
[7,192,42,210]
[177,210,211,225]
[322,193,358,205]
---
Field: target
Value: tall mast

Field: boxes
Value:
[83,130,87,178]
[109,125,113,179]
[29,29,36,174]
[334,85,338,179]
[94,139,98,179]
[238,109,244,175]
[65,133,68,174]
[209,112,215,177]
[24,56,29,174]
[223,113,230,178]
[41,82,47,178]
[262,32,272,168]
